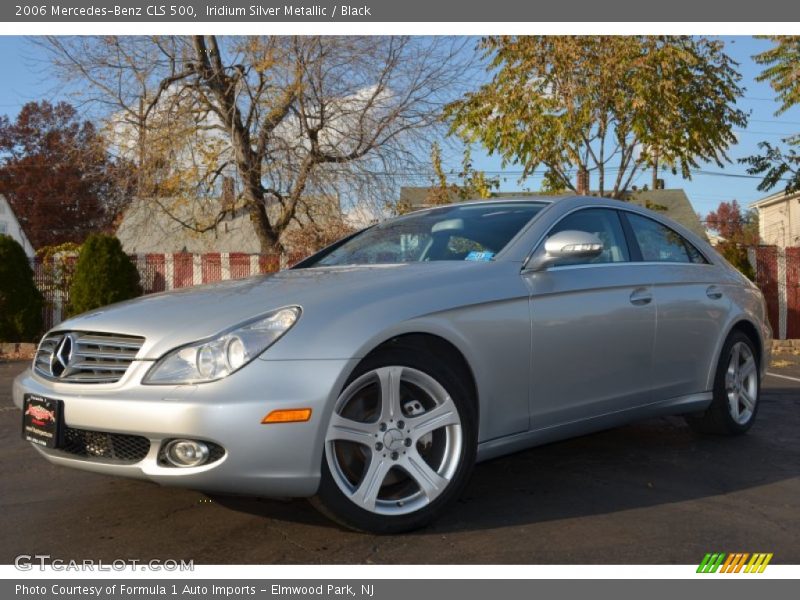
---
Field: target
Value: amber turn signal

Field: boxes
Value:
[261,408,312,424]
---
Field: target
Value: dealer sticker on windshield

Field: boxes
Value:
[465,251,495,262]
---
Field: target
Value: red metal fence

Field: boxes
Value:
[750,246,800,340]
[29,247,800,339]
[32,252,300,330]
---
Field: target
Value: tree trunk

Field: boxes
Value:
[652,148,659,190]
[248,203,283,255]
[576,166,590,195]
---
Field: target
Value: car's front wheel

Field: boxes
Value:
[686,330,761,435]
[312,346,477,533]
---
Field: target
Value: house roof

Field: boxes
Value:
[115,195,342,254]
[398,187,706,240]
[749,190,800,210]
[0,194,35,256]
[621,189,707,240]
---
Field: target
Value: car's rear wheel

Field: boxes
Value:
[685,331,760,435]
[311,347,477,533]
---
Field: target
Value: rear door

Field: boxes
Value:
[622,212,729,399]
[523,208,657,428]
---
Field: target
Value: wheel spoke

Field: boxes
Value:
[326,413,376,446]
[741,388,756,412]
[725,371,736,391]
[728,392,741,420]
[729,343,741,372]
[408,397,460,439]
[740,357,757,380]
[377,366,403,423]
[350,452,392,511]
[400,451,449,502]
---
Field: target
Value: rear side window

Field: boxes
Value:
[547,208,630,266]
[625,213,707,264]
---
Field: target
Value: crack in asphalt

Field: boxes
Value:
[265,523,321,560]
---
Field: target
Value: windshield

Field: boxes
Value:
[306,202,546,267]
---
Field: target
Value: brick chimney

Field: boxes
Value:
[576,166,589,195]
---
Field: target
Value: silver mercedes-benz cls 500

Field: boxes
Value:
[14,196,771,533]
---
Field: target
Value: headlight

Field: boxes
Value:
[143,306,301,385]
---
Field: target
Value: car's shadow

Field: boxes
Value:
[211,387,800,535]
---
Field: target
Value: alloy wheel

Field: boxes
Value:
[725,341,758,425]
[324,366,463,516]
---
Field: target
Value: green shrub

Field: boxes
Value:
[0,235,43,341]
[68,234,141,316]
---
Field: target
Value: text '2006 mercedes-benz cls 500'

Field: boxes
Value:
[14,196,772,533]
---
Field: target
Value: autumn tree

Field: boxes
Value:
[705,199,759,280]
[422,142,499,209]
[705,199,759,246]
[445,36,747,198]
[281,217,356,259]
[41,36,472,254]
[0,101,128,248]
[741,36,800,194]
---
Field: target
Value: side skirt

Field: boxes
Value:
[476,392,712,463]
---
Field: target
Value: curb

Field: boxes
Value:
[0,342,36,361]
[773,339,800,350]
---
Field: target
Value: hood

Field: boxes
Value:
[56,263,484,359]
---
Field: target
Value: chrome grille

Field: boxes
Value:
[34,331,145,384]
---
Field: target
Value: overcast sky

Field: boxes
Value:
[1,35,798,216]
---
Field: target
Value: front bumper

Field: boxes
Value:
[13,357,358,498]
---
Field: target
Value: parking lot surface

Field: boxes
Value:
[1,358,798,564]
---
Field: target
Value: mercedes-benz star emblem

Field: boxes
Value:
[50,334,75,378]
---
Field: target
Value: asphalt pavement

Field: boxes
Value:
[1,358,798,564]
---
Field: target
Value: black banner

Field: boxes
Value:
[3,0,800,22]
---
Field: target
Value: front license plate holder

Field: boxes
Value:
[22,394,63,449]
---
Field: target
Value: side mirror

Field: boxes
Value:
[525,230,604,272]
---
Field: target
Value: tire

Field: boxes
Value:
[685,331,761,435]
[311,345,477,533]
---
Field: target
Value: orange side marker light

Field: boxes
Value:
[262,408,312,424]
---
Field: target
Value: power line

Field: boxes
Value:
[733,129,795,136]
[750,119,800,126]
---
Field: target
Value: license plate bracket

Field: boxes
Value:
[22,394,63,449]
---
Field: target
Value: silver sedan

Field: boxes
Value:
[13,196,771,533]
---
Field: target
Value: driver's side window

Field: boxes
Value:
[546,208,630,266]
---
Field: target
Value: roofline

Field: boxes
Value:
[399,195,565,217]
[0,193,34,254]
[749,190,800,209]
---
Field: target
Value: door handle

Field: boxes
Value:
[706,285,723,300]
[629,287,653,306]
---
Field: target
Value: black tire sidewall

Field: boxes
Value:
[315,346,478,534]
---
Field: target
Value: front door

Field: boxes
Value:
[523,208,657,429]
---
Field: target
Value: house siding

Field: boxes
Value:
[756,194,800,248]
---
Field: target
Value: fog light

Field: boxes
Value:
[164,439,209,467]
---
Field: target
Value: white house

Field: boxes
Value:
[750,190,800,248]
[0,194,34,256]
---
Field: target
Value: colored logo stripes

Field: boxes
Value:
[697,553,773,573]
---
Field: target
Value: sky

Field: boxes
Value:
[0,35,798,218]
